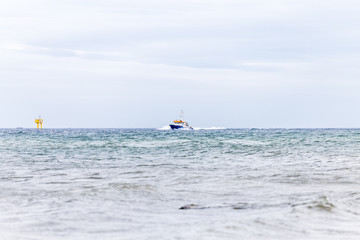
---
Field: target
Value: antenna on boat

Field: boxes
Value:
[180,109,184,121]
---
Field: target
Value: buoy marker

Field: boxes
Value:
[35,115,43,129]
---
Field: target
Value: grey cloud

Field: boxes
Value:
[2,0,360,127]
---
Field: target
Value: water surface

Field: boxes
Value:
[0,128,360,239]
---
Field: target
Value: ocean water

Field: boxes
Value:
[1,128,360,240]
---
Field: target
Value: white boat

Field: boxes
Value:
[169,110,193,130]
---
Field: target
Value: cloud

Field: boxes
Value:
[3,0,360,69]
[1,0,360,127]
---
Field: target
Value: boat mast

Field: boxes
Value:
[180,110,184,121]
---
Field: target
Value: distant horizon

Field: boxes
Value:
[5,127,360,130]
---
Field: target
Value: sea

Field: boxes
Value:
[0,128,360,240]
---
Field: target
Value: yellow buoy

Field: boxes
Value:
[35,116,43,129]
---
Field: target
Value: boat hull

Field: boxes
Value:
[169,124,193,130]
[170,124,183,129]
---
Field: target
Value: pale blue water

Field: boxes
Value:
[1,128,360,239]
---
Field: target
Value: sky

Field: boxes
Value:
[1,0,360,128]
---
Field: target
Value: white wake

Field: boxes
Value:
[193,127,227,130]
[157,126,226,130]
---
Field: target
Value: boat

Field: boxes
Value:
[169,110,193,130]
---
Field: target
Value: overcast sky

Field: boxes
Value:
[1,0,360,128]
